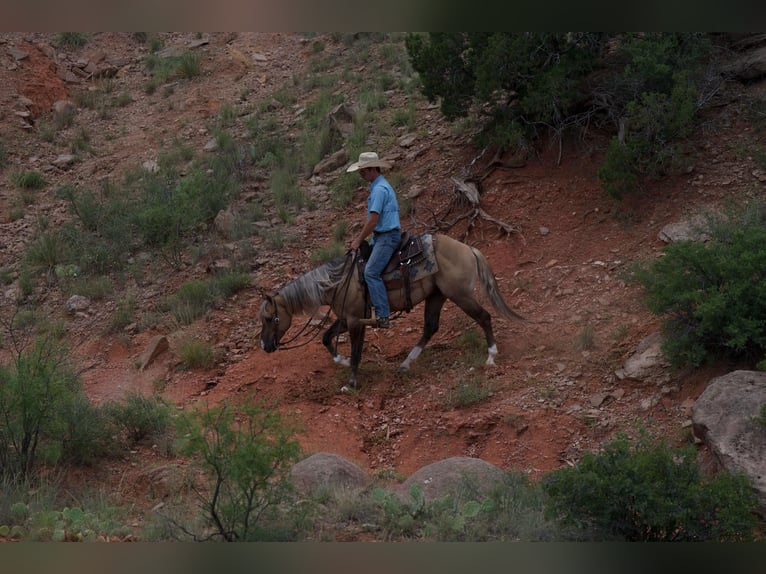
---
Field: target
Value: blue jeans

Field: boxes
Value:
[364,230,400,318]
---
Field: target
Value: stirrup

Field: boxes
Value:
[359,307,379,326]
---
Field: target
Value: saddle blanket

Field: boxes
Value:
[383,233,439,289]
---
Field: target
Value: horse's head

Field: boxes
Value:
[258,294,292,352]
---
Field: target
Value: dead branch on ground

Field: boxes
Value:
[435,177,525,244]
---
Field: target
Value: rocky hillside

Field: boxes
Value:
[1,32,766,529]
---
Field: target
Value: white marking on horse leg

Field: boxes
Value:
[399,345,423,371]
[341,374,358,393]
[485,344,498,366]
[334,354,350,367]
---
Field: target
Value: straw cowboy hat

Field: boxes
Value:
[346,151,393,172]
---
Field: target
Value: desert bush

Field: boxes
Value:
[106,294,135,333]
[752,404,766,427]
[23,230,69,274]
[406,33,714,198]
[341,471,556,542]
[0,336,88,478]
[144,50,201,83]
[311,242,346,264]
[167,280,214,325]
[178,338,215,370]
[172,401,302,541]
[212,270,251,298]
[55,33,89,48]
[445,376,492,408]
[330,172,361,209]
[542,432,758,541]
[102,391,172,447]
[11,170,46,190]
[166,272,249,326]
[633,202,766,367]
[59,394,121,466]
[598,71,698,198]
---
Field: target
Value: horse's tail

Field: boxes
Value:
[471,247,525,321]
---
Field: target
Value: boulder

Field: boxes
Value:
[395,456,507,503]
[290,452,370,496]
[692,370,766,513]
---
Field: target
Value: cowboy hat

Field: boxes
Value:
[346,151,392,172]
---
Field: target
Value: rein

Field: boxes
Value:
[275,251,357,351]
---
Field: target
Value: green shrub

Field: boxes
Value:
[311,242,346,264]
[55,32,89,48]
[59,395,121,465]
[107,294,135,333]
[0,336,85,478]
[212,270,251,298]
[445,376,491,408]
[173,401,301,541]
[352,471,556,541]
[168,280,214,325]
[144,51,201,83]
[599,72,698,198]
[103,391,172,447]
[751,404,766,427]
[11,171,46,190]
[330,172,360,209]
[633,202,766,367]
[23,230,69,273]
[597,138,638,200]
[406,33,713,195]
[542,433,758,541]
[178,338,215,370]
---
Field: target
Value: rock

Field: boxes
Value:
[692,370,766,513]
[658,217,710,244]
[722,43,766,81]
[65,294,90,314]
[312,148,348,176]
[395,457,507,503]
[52,99,76,115]
[138,335,170,371]
[615,332,669,382]
[52,154,76,168]
[398,134,416,147]
[290,452,370,496]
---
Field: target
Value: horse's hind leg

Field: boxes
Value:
[399,291,447,371]
[322,319,350,367]
[451,296,499,366]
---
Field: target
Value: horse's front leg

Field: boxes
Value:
[322,319,350,367]
[341,324,366,392]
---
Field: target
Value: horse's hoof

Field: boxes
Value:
[340,383,357,393]
[398,364,410,372]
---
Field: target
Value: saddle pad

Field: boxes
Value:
[383,233,439,287]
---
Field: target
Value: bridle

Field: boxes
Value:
[267,251,358,351]
[269,304,333,351]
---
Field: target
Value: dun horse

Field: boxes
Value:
[259,233,523,391]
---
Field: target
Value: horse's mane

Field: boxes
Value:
[277,255,351,314]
